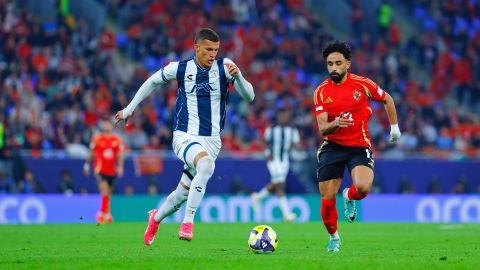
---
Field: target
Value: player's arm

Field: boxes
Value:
[264,127,273,160]
[292,128,302,149]
[115,62,178,124]
[316,112,352,136]
[382,92,401,142]
[116,150,124,178]
[83,149,94,176]
[224,58,255,102]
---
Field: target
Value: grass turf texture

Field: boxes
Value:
[1,222,478,270]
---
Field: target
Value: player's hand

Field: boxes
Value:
[117,167,124,178]
[83,163,90,176]
[114,110,130,126]
[389,124,401,143]
[225,63,239,77]
[334,112,354,128]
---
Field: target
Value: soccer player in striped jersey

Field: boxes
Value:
[313,41,401,252]
[251,108,301,222]
[114,28,255,245]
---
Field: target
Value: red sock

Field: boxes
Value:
[100,195,110,213]
[321,198,338,234]
[347,185,368,200]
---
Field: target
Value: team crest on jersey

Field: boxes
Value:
[353,90,362,101]
[210,70,218,77]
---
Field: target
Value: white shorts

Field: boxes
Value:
[172,131,222,169]
[267,160,290,183]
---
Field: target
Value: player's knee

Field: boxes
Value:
[356,183,371,194]
[196,156,215,177]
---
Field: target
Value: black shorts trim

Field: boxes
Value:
[316,141,374,182]
[98,173,116,186]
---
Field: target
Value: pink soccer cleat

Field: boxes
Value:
[144,209,160,246]
[178,222,194,241]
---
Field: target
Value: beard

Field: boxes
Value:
[330,71,346,83]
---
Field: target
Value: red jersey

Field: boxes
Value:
[90,134,124,176]
[313,73,386,147]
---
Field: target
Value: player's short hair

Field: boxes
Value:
[194,28,220,44]
[322,40,352,61]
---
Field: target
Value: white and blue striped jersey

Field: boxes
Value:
[159,57,236,136]
[265,125,300,162]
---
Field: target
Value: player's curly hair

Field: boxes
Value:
[195,28,220,43]
[322,40,352,60]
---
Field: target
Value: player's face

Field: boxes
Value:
[195,39,220,68]
[102,121,113,133]
[277,111,289,125]
[326,52,351,84]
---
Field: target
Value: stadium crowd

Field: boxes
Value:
[0,0,479,165]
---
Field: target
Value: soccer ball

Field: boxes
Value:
[248,225,279,254]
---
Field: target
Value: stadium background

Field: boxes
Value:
[0,0,479,225]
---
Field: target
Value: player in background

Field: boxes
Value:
[313,41,401,252]
[114,28,255,245]
[251,108,301,222]
[83,120,125,224]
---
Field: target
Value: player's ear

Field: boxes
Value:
[346,60,351,69]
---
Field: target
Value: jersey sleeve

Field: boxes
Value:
[157,61,179,82]
[292,128,301,144]
[359,77,386,102]
[313,85,327,116]
[115,136,125,153]
[264,127,272,143]
[89,136,99,151]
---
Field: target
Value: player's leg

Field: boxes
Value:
[319,177,342,252]
[317,141,346,252]
[155,168,193,222]
[179,148,215,241]
[273,182,296,222]
[144,167,194,246]
[343,147,375,222]
[271,162,295,221]
[95,174,111,224]
[251,162,277,212]
[104,175,116,223]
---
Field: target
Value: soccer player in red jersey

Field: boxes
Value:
[313,41,401,252]
[83,120,125,224]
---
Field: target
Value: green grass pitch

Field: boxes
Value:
[1,222,478,269]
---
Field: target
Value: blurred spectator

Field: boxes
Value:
[451,176,469,194]
[59,169,75,195]
[0,169,16,194]
[427,176,442,194]
[398,175,415,194]
[0,0,478,162]
[18,169,44,193]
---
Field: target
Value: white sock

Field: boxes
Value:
[279,196,292,216]
[256,187,270,200]
[154,174,192,222]
[330,231,340,240]
[183,157,215,223]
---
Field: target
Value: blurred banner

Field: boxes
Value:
[362,195,480,223]
[1,195,479,224]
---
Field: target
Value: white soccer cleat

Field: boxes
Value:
[327,238,341,252]
[284,213,297,222]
